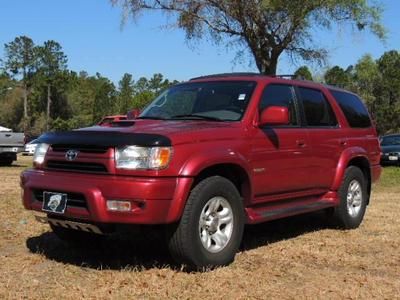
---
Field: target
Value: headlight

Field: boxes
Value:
[33,143,50,165]
[115,146,172,170]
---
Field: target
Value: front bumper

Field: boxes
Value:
[21,169,193,225]
[380,156,400,166]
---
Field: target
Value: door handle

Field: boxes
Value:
[339,139,347,146]
[296,139,306,147]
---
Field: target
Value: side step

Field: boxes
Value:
[35,215,103,234]
[246,198,337,224]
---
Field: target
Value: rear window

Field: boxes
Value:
[329,90,371,128]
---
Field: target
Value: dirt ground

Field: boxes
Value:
[0,155,399,299]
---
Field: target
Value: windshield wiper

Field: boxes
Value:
[136,116,166,120]
[169,114,223,121]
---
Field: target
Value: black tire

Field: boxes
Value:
[168,176,244,268]
[50,224,104,247]
[332,166,368,229]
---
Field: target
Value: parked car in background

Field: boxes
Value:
[98,115,127,126]
[23,139,39,156]
[0,128,24,166]
[380,134,400,166]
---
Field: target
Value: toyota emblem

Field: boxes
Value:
[65,149,79,161]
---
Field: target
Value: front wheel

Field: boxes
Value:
[168,176,244,268]
[332,166,368,229]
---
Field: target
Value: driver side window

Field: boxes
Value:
[259,84,299,126]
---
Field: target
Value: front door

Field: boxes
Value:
[250,84,315,202]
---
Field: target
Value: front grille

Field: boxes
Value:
[46,160,108,173]
[32,189,87,208]
[51,144,109,154]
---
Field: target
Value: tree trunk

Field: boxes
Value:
[22,81,28,132]
[254,54,278,75]
[46,84,51,131]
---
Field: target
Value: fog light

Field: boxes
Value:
[106,200,132,212]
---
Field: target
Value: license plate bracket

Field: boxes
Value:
[42,192,67,214]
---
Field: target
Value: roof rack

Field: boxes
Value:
[190,73,262,81]
[270,74,300,80]
[190,73,312,82]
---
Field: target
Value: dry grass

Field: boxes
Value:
[1,156,399,299]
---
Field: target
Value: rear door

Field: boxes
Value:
[250,83,315,201]
[296,87,345,189]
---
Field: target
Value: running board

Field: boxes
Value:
[245,198,336,224]
[35,215,103,234]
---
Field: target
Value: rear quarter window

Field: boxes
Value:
[329,90,371,128]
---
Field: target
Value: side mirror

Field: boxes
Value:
[259,106,289,126]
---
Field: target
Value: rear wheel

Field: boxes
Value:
[168,176,244,268]
[332,166,368,229]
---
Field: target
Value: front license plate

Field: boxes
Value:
[389,156,398,161]
[42,192,67,214]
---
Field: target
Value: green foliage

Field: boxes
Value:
[324,66,352,87]
[323,51,400,134]
[0,36,178,135]
[112,0,385,74]
[3,36,37,79]
[117,73,134,113]
[294,66,313,80]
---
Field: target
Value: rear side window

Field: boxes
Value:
[259,84,298,126]
[329,90,371,128]
[298,87,338,127]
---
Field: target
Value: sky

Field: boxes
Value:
[0,0,400,83]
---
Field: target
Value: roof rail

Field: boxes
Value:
[270,74,297,80]
[190,73,262,81]
[189,73,314,82]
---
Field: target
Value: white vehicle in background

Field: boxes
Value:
[22,139,38,156]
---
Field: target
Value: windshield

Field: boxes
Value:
[381,135,400,146]
[139,81,257,121]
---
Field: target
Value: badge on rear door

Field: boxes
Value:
[42,192,67,214]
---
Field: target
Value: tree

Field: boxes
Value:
[112,0,385,74]
[36,40,68,130]
[374,51,400,133]
[3,36,37,129]
[353,54,379,116]
[294,66,313,80]
[117,73,134,113]
[324,66,352,87]
[92,73,117,122]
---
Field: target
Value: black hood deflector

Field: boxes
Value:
[36,130,171,147]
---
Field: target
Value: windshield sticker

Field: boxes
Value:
[238,94,246,101]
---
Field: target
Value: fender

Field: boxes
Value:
[166,149,252,222]
[331,146,369,191]
[178,148,252,178]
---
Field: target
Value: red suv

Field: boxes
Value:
[21,73,381,268]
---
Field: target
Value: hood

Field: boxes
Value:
[381,145,400,153]
[38,120,241,147]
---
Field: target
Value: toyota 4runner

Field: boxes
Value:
[21,73,382,268]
